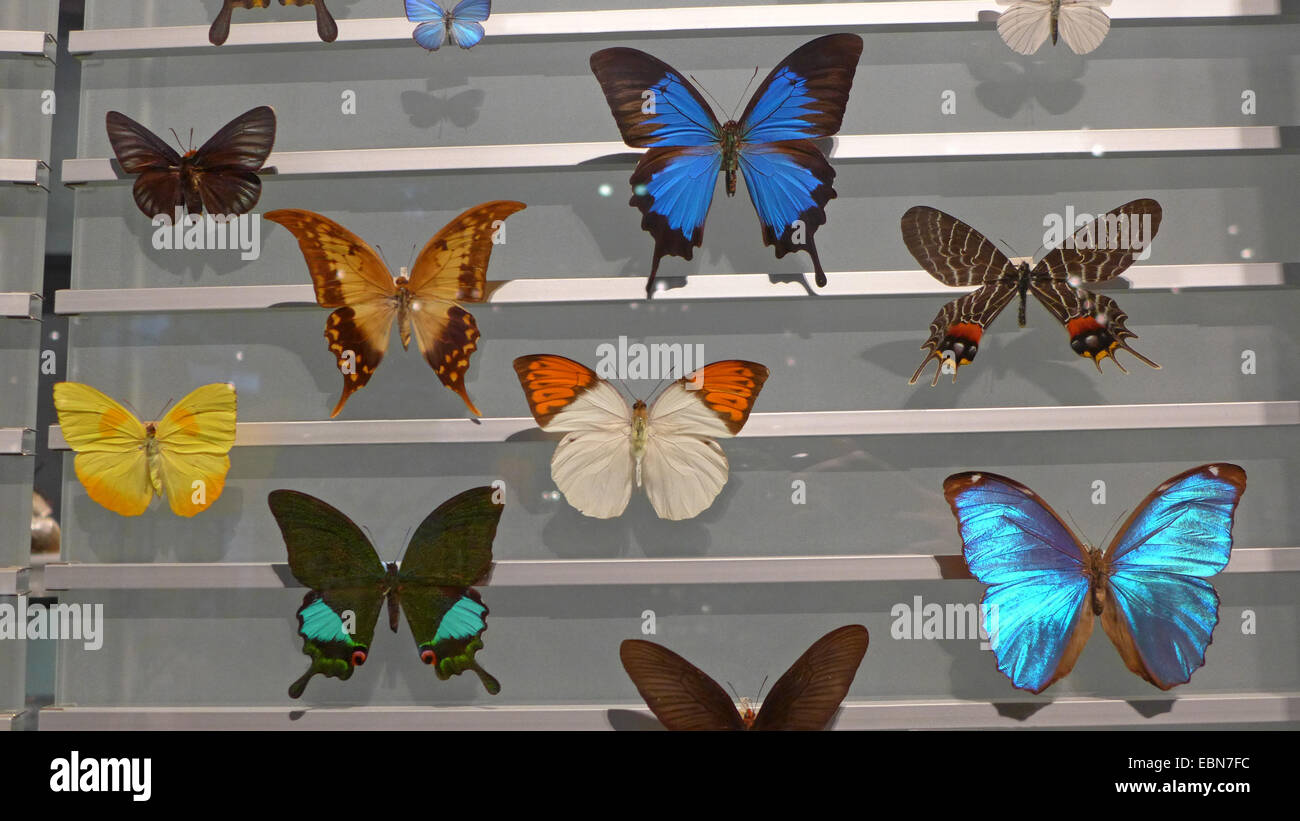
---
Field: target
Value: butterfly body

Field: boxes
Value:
[901,199,1162,384]
[269,487,503,698]
[590,35,863,295]
[945,464,1246,692]
[514,355,768,520]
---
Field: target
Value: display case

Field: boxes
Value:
[0,0,56,731]
[38,0,1300,729]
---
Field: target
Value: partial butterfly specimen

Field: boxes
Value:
[406,0,491,51]
[266,201,525,417]
[620,625,869,730]
[106,106,276,220]
[945,464,1246,693]
[997,0,1112,55]
[590,34,863,296]
[514,355,768,520]
[268,487,503,698]
[901,199,1162,385]
[210,0,338,46]
[52,382,237,517]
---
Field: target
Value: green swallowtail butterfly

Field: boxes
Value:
[268,486,503,698]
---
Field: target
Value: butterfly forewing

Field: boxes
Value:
[619,640,748,731]
[750,625,869,731]
[737,34,862,143]
[901,206,1015,288]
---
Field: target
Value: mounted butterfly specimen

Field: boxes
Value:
[621,625,869,730]
[901,198,1162,385]
[514,354,768,520]
[997,1,1112,56]
[406,0,491,50]
[590,34,863,296]
[266,201,525,417]
[209,0,338,46]
[945,464,1246,693]
[106,106,276,220]
[53,382,237,517]
[268,487,503,698]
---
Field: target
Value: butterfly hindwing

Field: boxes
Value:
[268,490,389,698]
[944,472,1096,693]
[1100,464,1245,689]
[210,1,335,46]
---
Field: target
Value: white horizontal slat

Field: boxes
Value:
[0,159,45,186]
[45,401,1300,451]
[36,691,1300,730]
[65,0,1284,54]
[0,712,24,731]
[0,428,33,456]
[0,567,29,596]
[39,548,1300,591]
[0,29,51,56]
[52,263,1288,315]
[0,292,41,320]
[60,126,1285,185]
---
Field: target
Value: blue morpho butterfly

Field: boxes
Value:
[268,486,503,698]
[944,464,1246,693]
[589,34,864,297]
[406,0,491,51]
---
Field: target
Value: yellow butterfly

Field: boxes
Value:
[52,382,238,517]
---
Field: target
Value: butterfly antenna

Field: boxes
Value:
[996,238,1022,261]
[189,127,194,152]
[169,128,186,154]
[754,674,770,705]
[394,525,416,563]
[152,397,175,421]
[406,243,418,273]
[374,244,394,274]
[1098,508,1129,551]
[731,66,761,121]
[726,681,742,702]
[690,73,731,119]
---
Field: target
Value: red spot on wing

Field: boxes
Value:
[1067,316,1105,338]
[947,323,984,345]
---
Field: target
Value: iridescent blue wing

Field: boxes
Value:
[1100,464,1246,689]
[448,0,490,48]
[590,48,723,295]
[736,140,835,287]
[735,34,861,287]
[944,472,1095,693]
[406,0,448,50]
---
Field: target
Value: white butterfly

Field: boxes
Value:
[513,355,769,520]
[997,0,1112,55]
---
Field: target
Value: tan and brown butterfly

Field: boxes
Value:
[267,202,525,418]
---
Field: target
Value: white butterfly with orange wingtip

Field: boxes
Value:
[513,355,769,521]
[997,0,1112,55]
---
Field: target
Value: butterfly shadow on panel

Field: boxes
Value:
[67,486,244,564]
[400,86,485,135]
[966,51,1087,119]
[605,708,666,731]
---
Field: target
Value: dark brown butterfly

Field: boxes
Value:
[106,106,277,220]
[901,199,1162,385]
[619,625,868,731]
[209,0,338,46]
